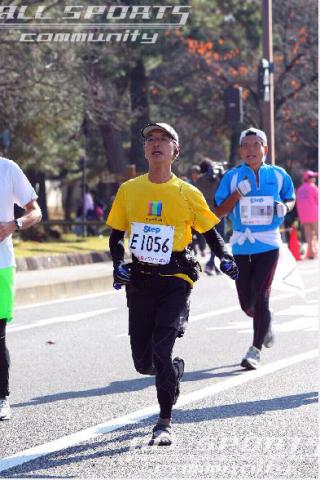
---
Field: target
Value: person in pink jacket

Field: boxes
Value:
[296,170,318,259]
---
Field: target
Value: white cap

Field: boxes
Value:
[141,123,179,144]
[239,127,267,146]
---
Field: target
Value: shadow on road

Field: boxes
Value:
[1,391,317,477]
[0,426,150,477]
[175,391,318,422]
[12,364,241,408]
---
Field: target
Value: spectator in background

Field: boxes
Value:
[94,201,105,222]
[85,187,98,236]
[196,159,226,275]
[74,205,83,236]
[91,190,106,222]
[83,185,94,219]
[296,170,318,259]
[190,165,201,185]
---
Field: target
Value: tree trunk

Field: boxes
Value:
[64,183,74,221]
[25,170,48,220]
[129,58,150,173]
[37,172,48,221]
[99,122,126,174]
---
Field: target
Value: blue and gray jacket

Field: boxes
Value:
[215,162,295,255]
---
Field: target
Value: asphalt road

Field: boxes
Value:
[0,259,318,479]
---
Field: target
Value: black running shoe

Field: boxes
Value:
[173,357,185,405]
[149,423,172,446]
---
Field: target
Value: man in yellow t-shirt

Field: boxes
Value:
[107,122,238,446]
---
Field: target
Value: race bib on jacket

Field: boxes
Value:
[240,196,274,226]
[129,222,174,264]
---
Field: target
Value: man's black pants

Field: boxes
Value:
[126,273,191,419]
[0,319,10,398]
[234,248,279,350]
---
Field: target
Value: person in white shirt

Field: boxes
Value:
[0,157,42,420]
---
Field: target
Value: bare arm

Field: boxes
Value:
[284,199,296,212]
[0,199,42,242]
[214,190,241,218]
[17,200,42,230]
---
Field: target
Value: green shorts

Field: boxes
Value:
[0,267,15,322]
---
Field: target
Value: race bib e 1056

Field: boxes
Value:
[240,196,274,226]
[129,222,174,264]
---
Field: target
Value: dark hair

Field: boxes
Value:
[200,160,213,174]
[245,131,257,137]
[200,159,225,181]
[244,131,264,145]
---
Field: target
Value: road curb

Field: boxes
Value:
[16,273,115,305]
[16,251,110,272]
[15,253,209,306]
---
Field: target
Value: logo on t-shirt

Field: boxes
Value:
[148,201,162,216]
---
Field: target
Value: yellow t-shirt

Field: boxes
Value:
[107,173,220,250]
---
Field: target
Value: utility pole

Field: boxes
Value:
[262,0,275,164]
[224,86,244,165]
[81,156,87,237]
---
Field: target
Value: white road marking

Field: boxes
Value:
[207,317,318,333]
[114,306,247,337]
[0,349,317,474]
[7,308,118,333]
[15,290,120,311]
[277,304,318,317]
[207,321,251,331]
[15,267,316,312]
[115,287,318,337]
[189,305,241,323]
[12,287,318,337]
[190,288,317,324]
[207,302,318,333]
[272,317,317,332]
[300,269,319,276]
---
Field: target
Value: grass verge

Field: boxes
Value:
[13,234,108,258]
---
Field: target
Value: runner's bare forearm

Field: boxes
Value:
[0,200,41,241]
[18,200,42,230]
[284,199,296,213]
[214,191,241,218]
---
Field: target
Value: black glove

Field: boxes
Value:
[113,261,131,288]
[220,254,239,280]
